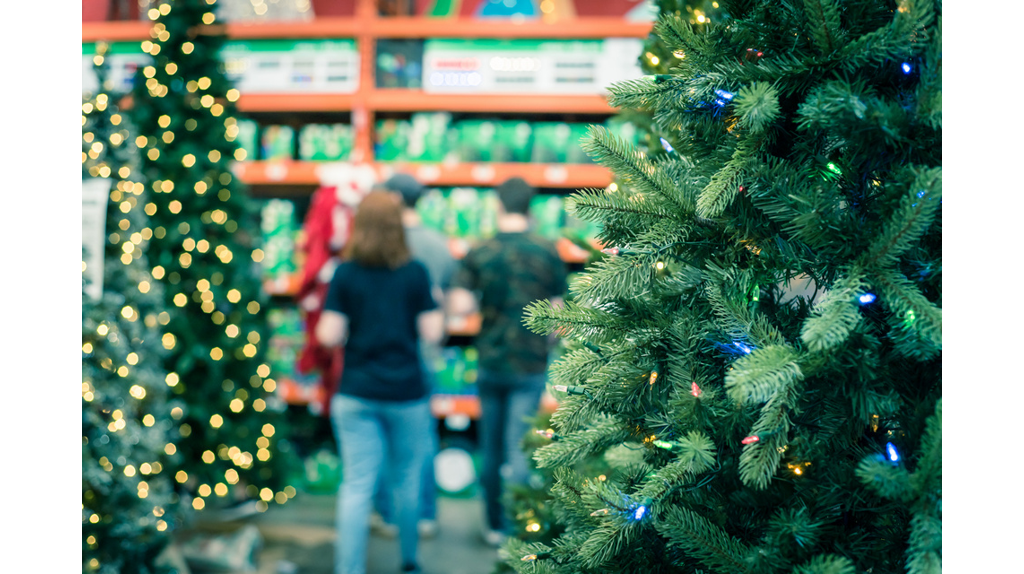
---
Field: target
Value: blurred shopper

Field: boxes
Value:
[316,191,443,574]
[371,173,457,539]
[447,177,567,546]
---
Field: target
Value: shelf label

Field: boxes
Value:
[544,165,569,184]
[416,165,442,182]
[265,162,289,182]
[470,164,496,183]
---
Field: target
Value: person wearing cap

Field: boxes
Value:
[370,173,456,539]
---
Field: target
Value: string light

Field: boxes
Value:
[886,442,900,463]
[901,62,912,74]
[690,382,702,397]
[741,435,760,445]
[552,384,591,397]
[633,504,647,520]
[858,293,877,304]
[648,371,658,386]
[659,137,675,153]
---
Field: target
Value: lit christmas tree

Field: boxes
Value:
[505,1,942,572]
[82,46,181,574]
[129,0,294,513]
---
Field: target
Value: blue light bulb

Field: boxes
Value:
[901,62,912,74]
[886,442,900,462]
[659,137,675,154]
[714,89,735,100]
[634,505,647,520]
[733,342,753,354]
[859,293,877,305]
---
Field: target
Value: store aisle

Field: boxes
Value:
[249,492,500,574]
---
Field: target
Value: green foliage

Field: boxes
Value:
[503,0,941,572]
[82,55,180,574]
[128,0,294,509]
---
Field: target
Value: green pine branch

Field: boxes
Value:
[724,345,803,405]
[791,554,856,574]
[802,0,844,54]
[656,505,752,574]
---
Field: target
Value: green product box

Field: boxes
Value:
[408,112,452,162]
[299,124,353,161]
[417,188,449,233]
[530,195,565,241]
[375,119,411,161]
[237,119,259,160]
[478,190,500,238]
[530,122,572,163]
[567,123,593,164]
[261,125,295,161]
[456,120,496,162]
[463,346,478,387]
[449,187,482,238]
[493,121,533,162]
[260,200,298,279]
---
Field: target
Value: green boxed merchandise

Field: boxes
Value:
[299,123,353,161]
[493,121,533,162]
[434,346,479,395]
[530,195,565,240]
[261,125,295,161]
[455,120,497,162]
[407,112,454,162]
[567,123,593,164]
[236,119,260,160]
[260,199,298,281]
[530,122,573,163]
[417,188,449,233]
[448,187,485,239]
[375,119,412,161]
[478,190,500,237]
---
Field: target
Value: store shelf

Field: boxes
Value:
[83,17,651,42]
[368,90,615,114]
[236,160,612,189]
[82,20,150,42]
[237,94,357,113]
[236,91,614,114]
[372,18,652,39]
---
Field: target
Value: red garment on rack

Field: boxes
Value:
[295,185,354,416]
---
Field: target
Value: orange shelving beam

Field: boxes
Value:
[235,91,615,114]
[83,17,652,42]
[235,160,614,189]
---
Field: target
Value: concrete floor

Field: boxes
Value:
[247,492,501,574]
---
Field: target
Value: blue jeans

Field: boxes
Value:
[477,370,546,532]
[331,394,432,574]
[374,351,439,523]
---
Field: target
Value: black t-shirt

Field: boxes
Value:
[323,259,437,401]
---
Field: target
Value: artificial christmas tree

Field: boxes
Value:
[82,48,181,574]
[505,1,941,572]
[129,0,294,512]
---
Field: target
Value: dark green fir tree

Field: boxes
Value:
[129,0,294,513]
[82,46,181,574]
[507,1,941,573]
[500,1,732,557]
[625,0,729,158]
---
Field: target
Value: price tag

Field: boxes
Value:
[471,164,495,183]
[544,165,568,184]
[265,162,288,182]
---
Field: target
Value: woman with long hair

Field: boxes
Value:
[316,190,443,574]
